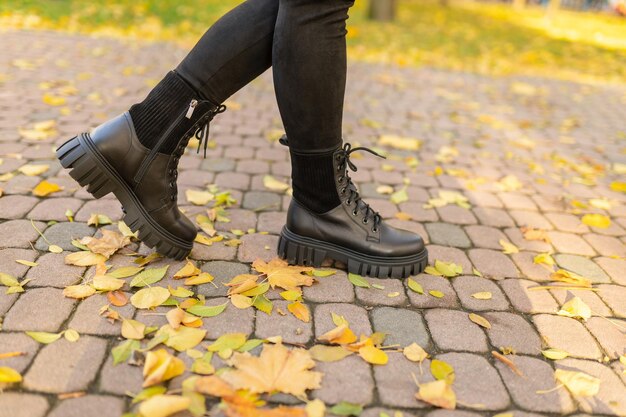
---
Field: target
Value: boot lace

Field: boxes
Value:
[335,143,386,232]
[168,102,227,201]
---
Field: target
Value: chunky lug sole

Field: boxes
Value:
[56,133,193,260]
[278,226,428,279]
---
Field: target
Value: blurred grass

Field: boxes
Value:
[1,0,625,83]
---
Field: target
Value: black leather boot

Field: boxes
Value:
[56,81,226,260]
[277,137,428,279]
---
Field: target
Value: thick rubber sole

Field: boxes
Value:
[277,226,428,279]
[56,134,192,260]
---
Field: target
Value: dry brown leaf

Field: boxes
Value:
[521,227,551,243]
[404,343,429,363]
[492,351,523,376]
[469,313,491,329]
[79,229,130,258]
[173,260,200,279]
[220,342,322,397]
[107,291,128,306]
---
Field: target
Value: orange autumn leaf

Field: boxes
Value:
[107,290,128,307]
[287,301,310,323]
[318,324,357,345]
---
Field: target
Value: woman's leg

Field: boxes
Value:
[272,0,428,278]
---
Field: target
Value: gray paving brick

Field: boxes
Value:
[374,352,433,408]
[437,352,510,410]
[425,245,473,272]
[496,355,575,414]
[27,197,83,221]
[553,254,610,284]
[313,355,374,405]
[3,287,76,332]
[0,332,40,372]
[242,191,281,211]
[355,277,408,306]
[0,248,37,278]
[23,336,107,393]
[371,307,430,348]
[237,233,279,262]
[255,299,312,344]
[484,312,541,355]
[469,249,520,280]
[26,252,85,287]
[47,395,125,417]
[584,317,626,359]
[200,297,255,339]
[98,352,144,395]
[68,293,135,336]
[0,219,46,249]
[595,256,626,285]
[500,278,558,314]
[548,231,596,256]
[533,314,602,359]
[452,275,509,311]
[425,308,488,352]
[0,393,49,417]
[34,221,95,251]
[314,303,372,339]
[511,251,552,282]
[596,284,626,318]
[549,288,611,317]
[426,222,471,248]
[303,270,355,303]
[256,211,286,235]
[405,273,459,308]
[0,195,39,219]
[74,198,124,222]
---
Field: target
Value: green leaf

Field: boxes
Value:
[390,187,408,204]
[407,278,424,294]
[207,333,247,352]
[131,385,167,404]
[129,266,169,287]
[25,331,62,344]
[279,290,303,301]
[429,290,444,298]
[239,282,269,297]
[348,273,370,288]
[312,269,336,277]
[431,359,455,384]
[0,272,19,287]
[186,302,228,318]
[252,295,273,315]
[329,402,363,416]
[112,339,140,365]
[63,329,80,342]
[108,266,144,279]
[237,339,264,352]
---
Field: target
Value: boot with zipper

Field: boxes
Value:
[277,136,428,279]
[56,71,226,260]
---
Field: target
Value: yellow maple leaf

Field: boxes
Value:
[138,394,190,417]
[173,260,200,279]
[32,180,62,197]
[220,342,322,397]
[252,258,314,292]
[557,296,592,321]
[318,324,357,345]
[143,349,185,387]
[554,369,600,397]
[416,380,456,409]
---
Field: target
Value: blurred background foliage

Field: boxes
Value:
[1,0,625,83]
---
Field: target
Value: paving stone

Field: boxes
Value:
[0,248,37,278]
[504,227,553,253]
[0,393,49,417]
[371,307,430,348]
[465,190,503,208]
[425,411,484,417]
[200,297,255,339]
[499,192,538,211]
[0,292,18,316]
[468,248,519,279]
[196,261,250,297]
[545,213,589,233]
[99,352,144,395]
[452,275,509,311]
[425,245,473,272]
[549,288,611,317]
[483,312,541,355]
[547,231,596,256]
[583,233,626,257]
[3,287,76,332]
[214,171,250,190]
[190,240,237,261]
[26,252,86,287]
[437,352,510,410]
[496,355,575,414]
[355,277,408,306]
[424,308,488,352]
[74,199,124,222]
[213,208,257,233]
[511,251,552,282]
[0,195,39,219]
[242,191,281,211]
[553,254,610,284]
[303,270,355,303]
[500,278,559,314]
[473,207,515,227]
[27,197,83,221]
[374,353,434,408]
[596,284,626,318]
[363,409,418,417]
[23,336,107,393]
[237,233,278,262]
[314,303,372,339]
[257,211,286,234]
[426,222,471,248]
[34,221,95,251]
[0,219,46,248]
[509,210,553,230]
[0,332,40,372]
[255,300,312,344]
[313,355,374,405]
[595,256,626,285]
[464,225,507,250]
[47,395,125,417]
[68,293,135,336]
[533,314,602,359]
[399,202,439,222]
[584,317,626,359]
[555,359,626,416]
[436,205,478,225]
[405,273,459,308]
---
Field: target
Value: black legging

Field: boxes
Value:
[175,0,354,154]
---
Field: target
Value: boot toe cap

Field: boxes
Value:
[381,224,425,257]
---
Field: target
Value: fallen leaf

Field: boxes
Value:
[79,229,130,258]
[542,348,570,360]
[263,175,290,192]
[403,343,428,363]
[65,251,106,266]
[416,379,456,410]
[220,342,322,397]
[407,278,424,294]
[186,189,214,205]
[429,290,444,298]
[130,265,169,287]
[499,239,519,254]
[18,164,49,176]
[173,261,200,279]
[348,273,370,288]
[581,213,611,229]
[112,339,140,365]
[143,349,186,387]
[138,394,191,417]
[0,367,22,384]
[87,213,113,227]
[122,319,146,340]
[252,258,314,291]
[318,324,357,345]
[25,331,62,344]
[308,345,353,362]
[431,359,455,384]
[231,294,254,309]
[378,134,421,151]
[155,325,206,352]
[328,402,363,416]
[63,329,80,342]
[358,346,388,365]
[93,275,124,292]
[131,287,171,309]
[534,253,555,266]
[471,292,492,300]
[287,301,310,323]
[108,291,128,306]
[557,296,591,321]
[32,180,62,197]
[187,302,227,318]
[469,313,491,329]
[492,350,523,376]
[390,187,408,204]
[184,272,214,285]
[554,369,600,397]
[305,399,325,417]
[550,269,591,287]
[63,285,96,299]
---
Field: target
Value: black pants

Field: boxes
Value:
[175,0,355,154]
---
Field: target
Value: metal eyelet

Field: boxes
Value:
[345,199,351,206]
[340,187,346,194]
[338,175,344,182]
[337,166,341,172]
[363,218,369,224]
[170,195,175,201]
[372,227,378,233]
[169,181,174,188]
[352,210,358,216]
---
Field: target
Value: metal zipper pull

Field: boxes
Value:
[185,99,198,119]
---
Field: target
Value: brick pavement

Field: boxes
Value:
[0,29,625,417]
